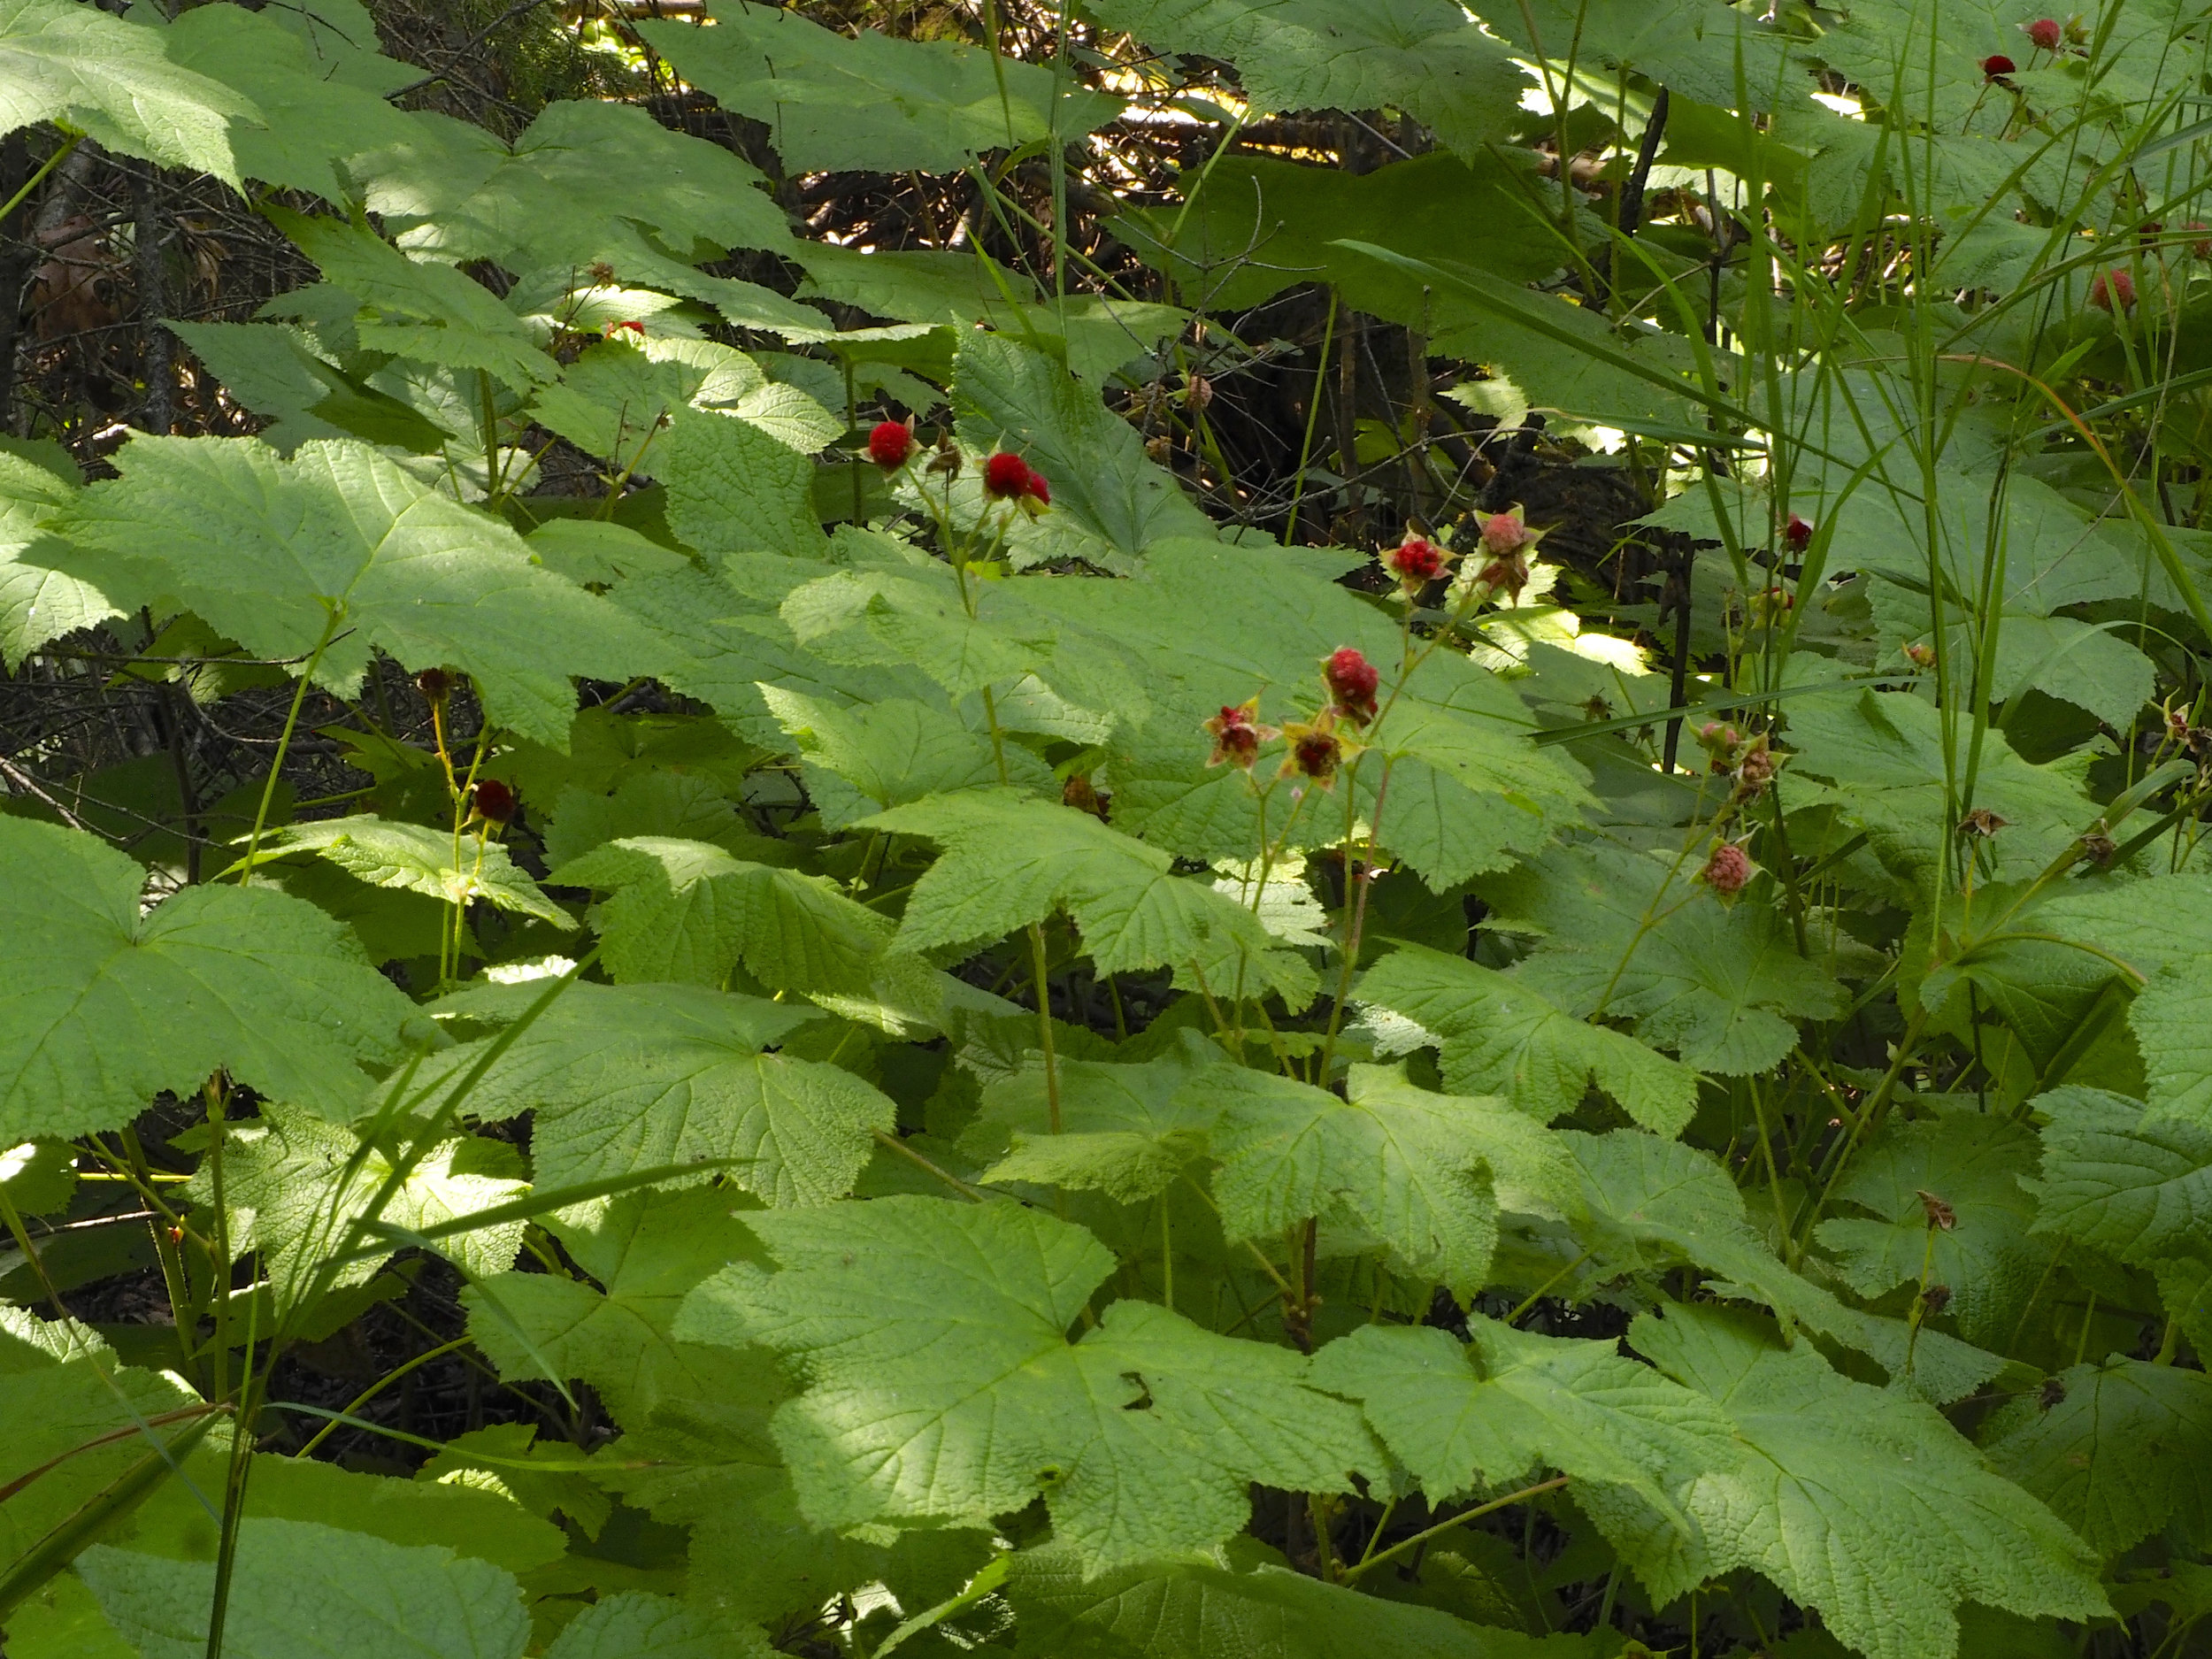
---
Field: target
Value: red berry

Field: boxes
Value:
[1388,534,1445,586]
[2090,268,2135,311]
[605,319,645,341]
[472,779,517,826]
[983,451,1033,499]
[2189,221,2212,258]
[1982,53,2016,77]
[1021,465,1050,506]
[1783,513,1813,552]
[866,420,915,469]
[1323,647,1380,724]
[2025,16,2062,50]
[1701,841,1752,895]
[415,666,453,702]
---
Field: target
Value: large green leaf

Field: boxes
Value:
[549,836,892,995]
[1310,1317,1736,1514]
[77,1518,528,1659]
[464,1186,764,1420]
[153,2,421,202]
[1813,1109,2044,1348]
[1089,0,1527,157]
[1004,1533,1588,1659]
[2029,1085,2212,1267]
[1983,1358,2212,1556]
[249,814,572,928]
[634,2,1118,174]
[1356,942,1698,1135]
[1591,1304,2107,1659]
[1479,841,1844,1075]
[676,1196,1374,1571]
[864,791,1293,987]
[180,1106,528,1316]
[0,0,257,181]
[0,1331,202,1567]
[542,1593,772,1659]
[369,97,795,269]
[268,209,551,391]
[431,979,893,1203]
[42,436,668,746]
[0,440,109,665]
[1562,1129,2008,1404]
[0,818,415,1141]
[1196,1063,1574,1296]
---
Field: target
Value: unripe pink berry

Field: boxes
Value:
[1479,510,1532,558]
[1701,841,1752,895]
[2090,268,2135,311]
[2025,16,2062,50]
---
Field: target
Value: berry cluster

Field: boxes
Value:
[1201,647,1386,789]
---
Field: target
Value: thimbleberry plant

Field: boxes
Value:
[0,0,2208,1655]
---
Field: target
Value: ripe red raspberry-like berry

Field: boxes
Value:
[2090,268,2135,311]
[604,319,645,342]
[2025,16,2062,50]
[1021,465,1050,506]
[983,451,1033,499]
[1388,534,1445,587]
[867,420,915,469]
[1783,513,1813,552]
[1981,52,2017,77]
[472,779,518,826]
[415,667,453,702]
[1324,647,1380,725]
[1701,841,1752,896]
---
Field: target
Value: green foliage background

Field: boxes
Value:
[1,0,2211,1655]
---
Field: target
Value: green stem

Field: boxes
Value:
[0,130,82,230]
[236,608,342,886]
[1340,1475,1571,1585]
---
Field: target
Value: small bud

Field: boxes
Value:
[586,260,617,285]
[1733,734,1779,799]
[2079,829,2117,866]
[983,451,1033,500]
[2039,1375,2068,1409]
[2025,15,2063,50]
[1959,807,2009,838]
[1183,374,1213,409]
[926,435,963,480]
[1917,1188,1958,1230]
[1386,534,1448,591]
[1145,435,1173,463]
[1701,841,1753,896]
[472,779,518,826]
[1203,697,1278,771]
[2090,268,2136,311]
[866,419,915,470]
[1783,512,1814,552]
[1904,641,1936,668]
[1916,1283,1954,1318]
[1063,773,1108,819]
[1981,52,2017,79]
[1323,646,1380,726]
[415,667,454,703]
